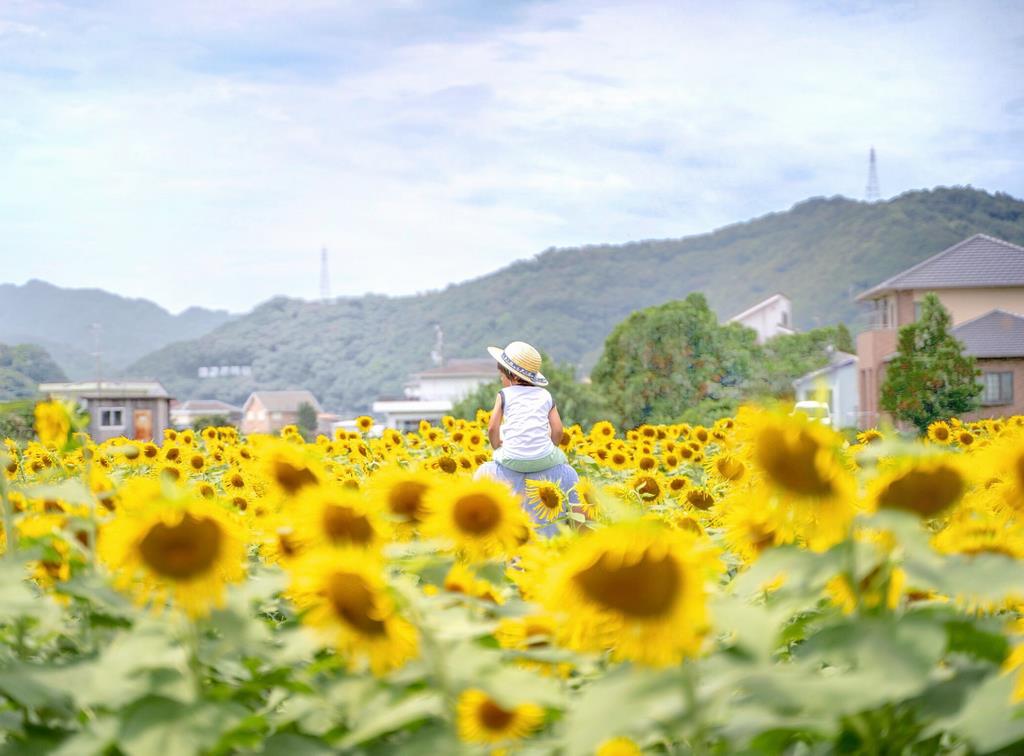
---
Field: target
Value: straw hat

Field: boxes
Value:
[487,341,548,387]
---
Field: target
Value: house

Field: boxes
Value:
[170,399,243,429]
[38,380,172,442]
[855,234,1024,427]
[373,358,496,431]
[727,293,795,344]
[952,310,1024,420]
[792,349,859,429]
[241,390,322,435]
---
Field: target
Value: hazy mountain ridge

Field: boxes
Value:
[105,188,1024,411]
[0,280,234,378]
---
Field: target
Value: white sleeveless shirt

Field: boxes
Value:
[499,385,556,459]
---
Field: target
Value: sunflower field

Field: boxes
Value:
[2,404,1024,755]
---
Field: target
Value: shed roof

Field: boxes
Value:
[174,399,243,413]
[792,350,857,387]
[857,234,1024,301]
[39,380,170,399]
[952,309,1024,359]
[244,390,322,413]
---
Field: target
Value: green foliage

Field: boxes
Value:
[296,402,318,440]
[451,355,607,428]
[588,294,850,428]
[191,415,231,432]
[0,343,67,401]
[880,293,982,434]
[126,187,1024,413]
[0,400,36,442]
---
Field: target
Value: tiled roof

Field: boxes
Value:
[728,293,790,322]
[953,309,1024,359]
[39,380,170,399]
[176,399,242,413]
[245,390,322,413]
[792,350,857,386]
[857,234,1024,301]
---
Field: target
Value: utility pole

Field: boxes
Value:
[320,247,330,302]
[865,147,881,201]
[90,323,103,396]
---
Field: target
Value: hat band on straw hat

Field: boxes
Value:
[499,350,539,382]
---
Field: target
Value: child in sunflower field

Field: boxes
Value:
[476,342,579,532]
[485,341,568,473]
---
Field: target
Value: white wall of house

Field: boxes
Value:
[408,375,490,402]
[729,295,795,344]
[793,361,859,429]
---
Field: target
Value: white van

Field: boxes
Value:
[791,401,831,426]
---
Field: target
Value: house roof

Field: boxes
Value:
[412,358,497,378]
[727,293,790,323]
[856,234,1024,301]
[792,350,858,387]
[244,390,322,413]
[39,380,170,399]
[952,309,1024,359]
[173,399,243,414]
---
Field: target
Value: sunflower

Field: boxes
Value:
[636,453,658,472]
[868,457,968,519]
[541,521,720,666]
[666,475,691,501]
[705,452,747,484]
[97,479,246,617]
[494,612,570,675]
[370,467,436,533]
[927,420,953,445]
[423,478,530,560]
[590,421,616,443]
[573,477,601,517]
[287,548,417,674]
[597,737,643,756]
[625,471,667,505]
[291,485,389,550]
[955,429,975,448]
[34,400,72,449]
[525,479,566,522]
[455,689,544,745]
[606,448,632,471]
[256,438,324,498]
[856,428,883,445]
[685,486,716,511]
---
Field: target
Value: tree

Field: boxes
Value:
[296,402,319,440]
[192,414,231,432]
[590,293,754,428]
[880,293,981,434]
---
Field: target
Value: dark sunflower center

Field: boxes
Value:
[877,465,964,517]
[138,513,222,579]
[573,549,680,618]
[638,457,656,471]
[388,481,428,520]
[326,571,386,636]
[230,473,245,488]
[322,504,374,545]
[272,459,318,494]
[439,457,458,474]
[756,427,834,497]
[1015,452,1024,492]
[538,488,561,509]
[635,476,661,499]
[934,427,950,440]
[479,699,515,731]
[686,489,715,510]
[453,493,501,534]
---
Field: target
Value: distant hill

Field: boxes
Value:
[127,186,1024,412]
[0,281,233,378]
[0,343,67,400]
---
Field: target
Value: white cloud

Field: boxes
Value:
[0,0,1022,312]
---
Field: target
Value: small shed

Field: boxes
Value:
[38,380,173,443]
[241,390,322,435]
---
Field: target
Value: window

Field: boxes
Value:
[780,310,789,328]
[981,372,1013,405]
[99,407,125,428]
[914,301,922,321]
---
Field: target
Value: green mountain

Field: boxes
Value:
[0,280,233,378]
[0,343,68,400]
[128,187,1024,412]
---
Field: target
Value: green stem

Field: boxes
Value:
[0,470,17,558]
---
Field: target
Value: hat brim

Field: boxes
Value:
[487,346,548,387]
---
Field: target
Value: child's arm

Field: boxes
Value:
[548,405,564,446]
[488,394,503,449]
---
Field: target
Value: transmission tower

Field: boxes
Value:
[319,247,330,301]
[865,147,880,201]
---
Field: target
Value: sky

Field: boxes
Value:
[1,0,1023,314]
